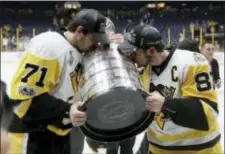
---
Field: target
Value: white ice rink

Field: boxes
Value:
[1,52,224,154]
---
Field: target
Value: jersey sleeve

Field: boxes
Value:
[10,51,62,100]
[163,53,219,131]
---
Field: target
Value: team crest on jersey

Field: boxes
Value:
[155,112,171,130]
[18,85,36,96]
[151,83,176,98]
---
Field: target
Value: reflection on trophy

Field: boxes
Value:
[77,44,155,142]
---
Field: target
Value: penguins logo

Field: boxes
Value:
[155,112,170,130]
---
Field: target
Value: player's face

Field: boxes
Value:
[200,43,214,62]
[77,34,95,52]
[132,48,151,67]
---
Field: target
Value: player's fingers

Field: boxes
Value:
[146,104,158,112]
[146,106,155,112]
[146,98,157,105]
[145,103,154,109]
[73,115,86,120]
[72,121,85,127]
[146,96,154,102]
[71,114,85,124]
[73,119,86,124]
[74,112,86,119]
[149,91,157,95]
[146,101,159,109]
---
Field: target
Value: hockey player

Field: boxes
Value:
[118,24,223,154]
[8,9,110,154]
[200,41,221,88]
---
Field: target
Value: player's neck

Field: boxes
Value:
[151,50,170,66]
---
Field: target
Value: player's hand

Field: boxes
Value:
[109,33,124,44]
[145,91,165,113]
[69,102,87,127]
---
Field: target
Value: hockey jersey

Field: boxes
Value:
[140,49,222,154]
[9,31,82,136]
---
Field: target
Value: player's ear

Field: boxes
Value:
[146,47,156,56]
[75,26,85,39]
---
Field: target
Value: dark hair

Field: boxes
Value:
[165,41,177,51]
[179,39,200,53]
[201,40,213,47]
[67,18,88,33]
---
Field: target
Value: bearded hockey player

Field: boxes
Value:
[8,9,110,154]
[118,24,223,154]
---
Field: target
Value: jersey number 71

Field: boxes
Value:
[21,63,48,88]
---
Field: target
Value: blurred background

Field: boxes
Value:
[0,2,224,153]
[0,1,224,52]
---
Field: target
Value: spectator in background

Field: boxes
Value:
[2,36,9,51]
[200,41,221,88]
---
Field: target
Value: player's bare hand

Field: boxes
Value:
[145,91,165,113]
[69,102,87,127]
[109,33,124,44]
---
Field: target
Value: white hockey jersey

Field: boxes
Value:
[10,31,82,135]
[140,49,222,154]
